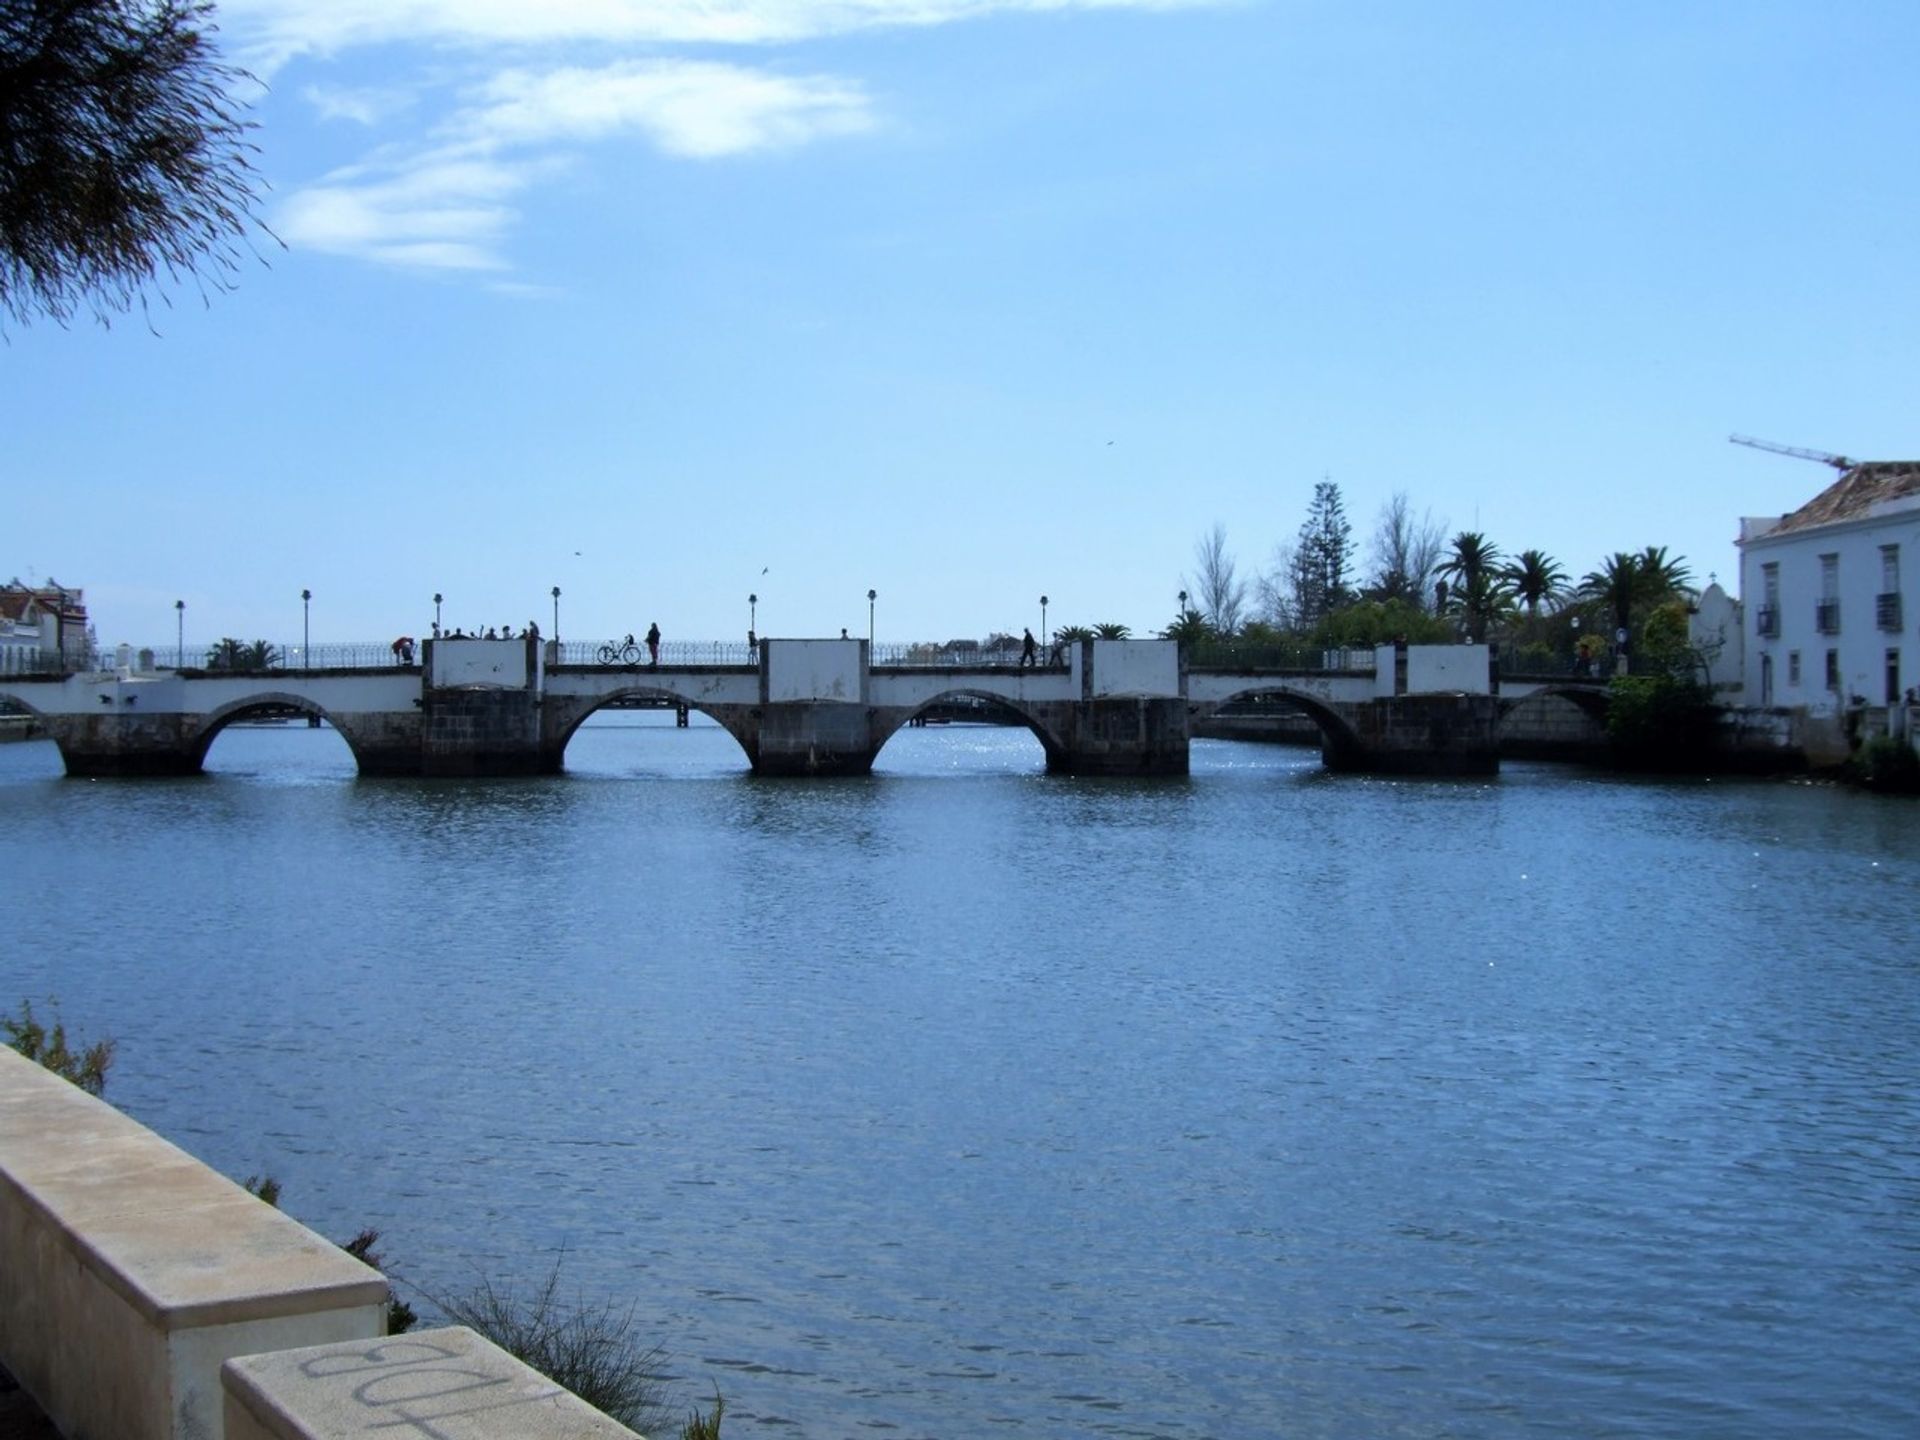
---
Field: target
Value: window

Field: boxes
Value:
[1882,545,1900,594]
[1788,651,1801,687]
[1879,545,1903,630]
[1826,648,1840,692]
[1759,562,1780,637]
[1887,649,1902,705]
[1817,554,1841,634]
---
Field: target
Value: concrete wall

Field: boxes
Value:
[1406,644,1490,695]
[0,1048,388,1440]
[429,638,537,690]
[1087,640,1178,698]
[766,640,863,702]
[223,1328,641,1440]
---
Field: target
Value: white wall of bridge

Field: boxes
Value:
[1089,640,1179,697]
[1406,644,1489,695]
[430,638,534,689]
[766,639,864,702]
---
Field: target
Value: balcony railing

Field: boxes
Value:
[1756,606,1780,638]
[1876,592,1902,631]
[1815,600,1841,635]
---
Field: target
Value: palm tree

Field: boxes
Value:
[242,640,280,671]
[1502,549,1567,616]
[1581,552,1642,642]
[1053,625,1094,646]
[1436,532,1505,642]
[1093,622,1131,639]
[1636,546,1694,602]
[204,638,246,671]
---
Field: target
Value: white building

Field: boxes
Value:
[1737,463,1920,718]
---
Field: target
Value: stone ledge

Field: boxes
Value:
[224,1327,642,1440]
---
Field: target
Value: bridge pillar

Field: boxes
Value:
[752,702,880,776]
[39,713,201,777]
[1046,697,1189,776]
[1323,695,1500,776]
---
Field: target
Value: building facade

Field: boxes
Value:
[1737,463,1920,718]
[0,579,92,673]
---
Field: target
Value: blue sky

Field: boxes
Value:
[9,0,1919,649]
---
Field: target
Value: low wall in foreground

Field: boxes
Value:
[0,1048,389,1440]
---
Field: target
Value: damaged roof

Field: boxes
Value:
[1768,461,1920,537]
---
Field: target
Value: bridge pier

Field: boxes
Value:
[1321,695,1500,776]
[38,713,202,777]
[1043,697,1189,776]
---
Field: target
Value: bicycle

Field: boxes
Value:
[597,635,643,666]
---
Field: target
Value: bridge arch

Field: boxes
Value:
[1187,685,1368,767]
[546,686,755,769]
[189,692,360,769]
[870,688,1068,768]
[1496,684,1610,722]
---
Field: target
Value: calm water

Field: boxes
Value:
[2,719,1917,1440]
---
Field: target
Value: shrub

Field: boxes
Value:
[1848,736,1920,794]
[430,1259,680,1433]
[2,999,113,1095]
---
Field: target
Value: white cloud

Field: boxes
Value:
[302,83,417,126]
[277,60,870,271]
[224,0,1216,70]
[472,61,873,158]
[247,0,1218,276]
[277,151,525,271]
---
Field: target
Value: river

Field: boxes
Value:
[2,719,1916,1439]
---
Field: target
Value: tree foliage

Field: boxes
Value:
[204,637,279,670]
[0,0,267,327]
[1292,480,1352,628]
[1186,523,1246,636]
[1436,532,1505,642]
[1366,491,1447,610]
[1502,549,1566,615]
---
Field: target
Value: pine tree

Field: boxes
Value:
[1291,481,1352,628]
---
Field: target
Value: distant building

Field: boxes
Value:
[0,578,92,672]
[1737,463,1919,714]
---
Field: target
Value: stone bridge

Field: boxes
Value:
[0,637,1592,779]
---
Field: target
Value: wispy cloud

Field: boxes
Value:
[243,0,1215,277]
[278,60,872,271]
[225,0,1215,70]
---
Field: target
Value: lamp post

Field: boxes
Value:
[551,586,561,642]
[867,588,876,648]
[175,599,184,669]
[433,592,443,634]
[749,592,758,634]
[1040,594,1048,647]
[1178,589,1188,619]
[301,589,311,670]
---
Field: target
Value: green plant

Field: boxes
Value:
[2,999,114,1095]
[243,1173,416,1333]
[680,1388,726,1440]
[1848,736,1920,793]
[429,1258,678,1433]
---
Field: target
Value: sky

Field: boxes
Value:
[8,0,1920,650]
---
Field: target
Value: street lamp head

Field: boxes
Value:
[551,585,560,599]
[175,599,183,611]
[867,588,877,602]
[1178,590,1188,608]
[433,592,442,605]
[301,588,311,603]
[749,592,757,606]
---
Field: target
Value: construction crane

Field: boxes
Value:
[1728,434,1853,470]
